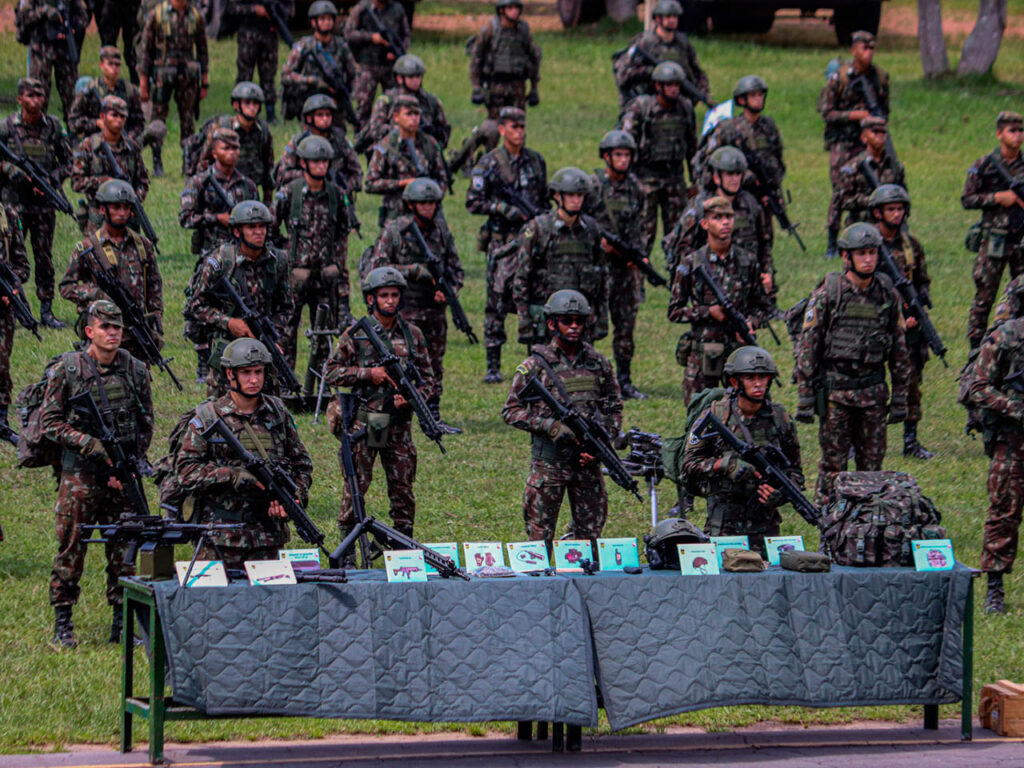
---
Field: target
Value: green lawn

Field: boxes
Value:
[0,1,1022,752]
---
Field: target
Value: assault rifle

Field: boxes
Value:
[596,224,668,288]
[518,373,642,501]
[486,167,543,220]
[630,46,714,108]
[848,72,899,169]
[877,241,948,367]
[692,410,821,528]
[49,0,79,65]
[983,153,1024,232]
[693,253,779,347]
[0,260,42,340]
[80,515,244,566]
[309,43,361,129]
[737,136,806,252]
[354,316,447,453]
[203,169,236,211]
[78,245,182,390]
[363,4,406,58]
[407,218,478,344]
[263,0,294,47]
[0,141,73,215]
[213,273,302,396]
[99,141,160,251]
[326,167,362,239]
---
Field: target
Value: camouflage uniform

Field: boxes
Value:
[324,315,436,536]
[883,228,930,425]
[354,84,451,154]
[15,0,88,121]
[68,77,146,142]
[619,94,697,248]
[0,110,74,302]
[272,177,353,367]
[828,150,906,231]
[343,0,411,124]
[0,207,31,409]
[177,393,313,569]
[192,115,276,202]
[502,342,622,542]
[614,29,708,107]
[95,1,142,82]
[682,394,804,556]
[365,128,447,224]
[40,346,153,607]
[228,0,294,114]
[70,132,150,232]
[962,148,1024,349]
[993,273,1024,327]
[466,143,547,350]
[699,113,784,194]
[668,244,771,404]
[368,213,463,397]
[179,166,259,255]
[795,271,911,504]
[818,62,889,185]
[469,15,542,119]
[279,33,358,124]
[273,126,363,190]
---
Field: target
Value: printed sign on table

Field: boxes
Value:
[553,540,593,573]
[462,541,504,570]
[423,542,460,574]
[175,560,228,588]
[245,559,298,586]
[913,539,954,571]
[384,550,428,582]
[711,535,749,568]
[677,543,720,575]
[597,538,639,571]
[507,541,550,573]
[279,548,322,571]
[764,535,804,566]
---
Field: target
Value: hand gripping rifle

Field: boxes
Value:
[309,43,362,130]
[983,154,1024,232]
[736,136,806,252]
[692,410,821,528]
[99,141,160,251]
[876,240,948,367]
[407,218,478,343]
[50,0,79,65]
[0,260,41,340]
[694,253,780,347]
[0,141,73,216]
[595,224,668,288]
[487,168,543,220]
[363,4,406,58]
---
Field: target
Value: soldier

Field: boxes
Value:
[962,111,1024,350]
[344,0,411,124]
[14,0,88,125]
[667,196,772,406]
[586,130,648,399]
[353,54,451,155]
[502,290,622,547]
[368,178,463,429]
[272,136,353,369]
[794,223,911,505]
[184,201,295,397]
[682,347,804,558]
[68,47,146,144]
[513,167,609,349]
[95,0,141,84]
[613,0,709,107]
[280,0,358,126]
[365,95,448,225]
[620,61,697,249]
[70,96,150,235]
[40,299,153,648]
[227,0,293,125]
[867,184,933,460]
[0,204,31,438]
[469,0,542,119]
[324,267,436,548]
[60,180,163,362]
[0,78,74,329]
[175,338,313,569]
[273,94,363,193]
[466,106,546,383]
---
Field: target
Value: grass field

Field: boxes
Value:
[1,0,1023,752]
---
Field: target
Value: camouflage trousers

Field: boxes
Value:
[827,141,862,188]
[195,542,281,571]
[485,80,527,119]
[522,457,608,543]
[50,468,135,607]
[484,239,516,349]
[20,206,57,302]
[353,63,394,124]
[906,338,928,425]
[338,421,416,534]
[151,71,201,142]
[639,175,687,250]
[968,237,1024,348]
[28,42,78,122]
[814,399,887,506]
[704,498,782,559]
[401,306,447,397]
[283,269,351,369]
[236,27,280,107]
[610,266,642,362]
[0,309,13,406]
[981,436,1024,573]
[97,0,140,82]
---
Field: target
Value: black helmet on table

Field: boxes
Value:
[644,518,708,570]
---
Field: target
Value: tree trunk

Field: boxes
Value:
[917,0,950,77]
[957,0,1007,75]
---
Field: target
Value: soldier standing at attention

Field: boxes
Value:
[226,0,293,125]
[273,94,363,192]
[14,0,88,126]
[828,116,905,237]
[794,223,911,505]
[962,111,1024,350]
[469,0,542,118]
[502,290,622,548]
[0,204,31,439]
[94,0,142,84]
[41,300,153,648]
[69,47,146,145]
[344,0,411,125]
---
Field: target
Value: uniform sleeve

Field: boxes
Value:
[680,410,720,495]
[137,14,157,78]
[466,158,505,218]
[272,140,301,188]
[134,147,151,201]
[323,329,368,388]
[343,4,373,46]
[596,355,622,434]
[468,23,488,87]
[135,361,154,454]
[184,255,232,330]
[194,14,209,75]
[525,23,542,82]
[363,145,400,195]
[886,290,912,404]
[444,227,464,289]
[409,326,438,402]
[126,87,146,141]
[39,362,93,453]
[970,329,1024,422]
[961,157,996,211]
[501,356,551,434]
[6,215,31,283]
[143,242,163,318]
[176,418,237,494]
[666,258,697,323]
[779,411,805,490]
[270,258,295,335]
[68,91,97,140]
[58,242,101,311]
[794,284,828,400]
[178,173,213,229]
[70,139,105,196]
[912,238,931,291]
[280,42,318,88]
[339,141,363,192]
[682,36,709,96]
[819,75,844,125]
[281,412,313,501]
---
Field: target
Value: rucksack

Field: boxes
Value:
[660,387,728,489]
[820,471,946,567]
[154,400,218,520]
[14,352,77,469]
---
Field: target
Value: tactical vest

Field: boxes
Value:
[88,135,140,183]
[87,231,148,302]
[542,223,602,299]
[489,18,530,78]
[153,0,201,64]
[209,245,287,316]
[599,179,632,235]
[528,349,603,461]
[65,350,145,457]
[395,221,441,306]
[287,178,338,267]
[823,272,894,372]
[352,319,415,405]
[647,111,685,167]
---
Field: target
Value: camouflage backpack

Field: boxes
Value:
[660,386,728,490]
[154,399,218,520]
[820,471,946,567]
[14,352,79,469]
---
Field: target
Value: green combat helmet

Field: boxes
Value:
[231,81,265,103]
[723,346,778,377]
[296,135,335,161]
[393,54,426,77]
[838,222,883,250]
[708,146,748,173]
[733,75,768,100]
[220,338,273,369]
[402,177,444,202]
[548,166,591,195]
[598,129,637,157]
[94,179,138,205]
[495,0,523,8]
[543,289,591,317]
[308,0,337,20]
[867,183,911,216]
[302,94,337,117]
[652,61,686,84]
[361,266,407,295]
[644,517,708,570]
[229,200,273,226]
[652,0,683,16]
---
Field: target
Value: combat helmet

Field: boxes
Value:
[733,75,768,100]
[548,166,591,195]
[708,146,748,173]
[598,129,637,157]
[394,54,426,77]
[644,518,708,570]
[302,93,337,117]
[495,0,523,8]
[402,177,444,202]
[308,0,337,20]
[867,183,911,216]
[296,135,335,161]
[652,61,686,84]
[229,200,273,226]
[838,222,882,250]
[543,289,591,318]
[361,266,407,295]
[220,338,273,369]
[231,81,265,103]
[94,179,138,205]
[652,0,683,16]
[723,346,777,377]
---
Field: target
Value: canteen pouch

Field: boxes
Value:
[675,331,692,367]
[965,221,984,253]
[721,548,765,572]
[699,341,726,379]
[987,227,1007,259]
[780,550,831,572]
[365,411,392,449]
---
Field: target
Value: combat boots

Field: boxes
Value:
[903,422,934,460]
[39,300,66,329]
[985,572,1005,614]
[428,398,462,435]
[265,103,278,125]
[484,347,503,384]
[825,227,839,260]
[52,605,77,649]
[151,145,164,178]
[616,357,648,400]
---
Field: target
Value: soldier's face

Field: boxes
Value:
[879,202,906,228]
[998,124,1023,151]
[213,141,239,167]
[657,82,680,102]
[499,121,526,150]
[742,91,766,112]
[608,148,632,173]
[85,319,123,350]
[702,211,734,240]
[101,110,126,134]
[852,40,875,67]
[229,365,265,396]
[500,4,522,21]
[400,75,423,92]
[373,287,402,316]
[846,247,878,275]
[238,99,261,119]
[552,315,585,343]
[312,109,334,132]
[313,14,336,33]
[656,13,679,30]
[305,158,330,179]
[411,201,438,220]
[394,107,421,132]
[716,170,743,195]
[18,91,44,116]
[557,192,584,215]
[736,373,770,402]
[863,126,887,151]
[104,202,132,228]
[99,57,121,81]
[239,223,268,250]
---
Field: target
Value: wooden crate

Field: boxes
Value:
[979,680,1024,737]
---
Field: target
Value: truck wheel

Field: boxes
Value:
[833,1,881,45]
[558,0,605,26]
[681,0,708,34]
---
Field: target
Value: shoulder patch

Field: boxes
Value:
[515,363,529,376]
[471,175,484,190]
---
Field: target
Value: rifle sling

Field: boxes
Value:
[240,419,272,462]
[529,353,577,410]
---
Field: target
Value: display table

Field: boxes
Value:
[120,565,975,764]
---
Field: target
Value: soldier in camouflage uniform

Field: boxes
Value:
[176,338,313,569]
[95,0,141,84]
[469,0,542,118]
[513,167,609,348]
[466,106,547,383]
[794,223,911,505]
[353,54,451,155]
[962,111,1024,350]
[668,196,772,405]
[273,94,363,193]
[227,0,293,124]
[69,47,146,144]
[369,178,463,428]
[365,95,448,225]
[60,180,163,362]
[867,184,934,460]
[272,136,353,369]
[502,290,622,546]
[682,347,805,558]
[828,116,905,236]
[324,267,436,546]
[14,0,88,125]
[344,0,411,125]
[70,96,150,235]
[619,61,697,249]
[41,300,153,648]
[586,130,648,399]
[0,205,31,438]
[184,201,295,397]
[280,0,358,126]
[0,78,74,329]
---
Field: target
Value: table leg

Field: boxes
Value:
[962,576,975,741]
[552,722,564,752]
[567,724,581,752]
[536,721,548,740]
[924,704,938,730]
[120,599,133,754]
[149,600,166,765]
[516,721,532,740]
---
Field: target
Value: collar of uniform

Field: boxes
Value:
[234,248,270,267]
[215,393,270,419]
[212,166,237,182]
[94,227,127,248]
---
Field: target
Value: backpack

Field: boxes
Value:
[14,352,77,469]
[661,386,728,488]
[820,471,946,567]
[154,400,217,520]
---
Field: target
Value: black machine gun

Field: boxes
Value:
[363,4,406,58]
[0,260,41,341]
[691,410,822,528]
[518,373,642,501]
[203,169,236,212]
[848,72,899,169]
[628,46,715,108]
[80,515,243,565]
[984,153,1024,232]
[736,136,806,252]
[693,253,780,348]
[596,224,668,288]
[263,0,294,47]
[99,141,160,251]
[309,43,362,130]
[877,241,948,367]
[0,140,73,215]
[407,218,478,344]
[354,316,447,453]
